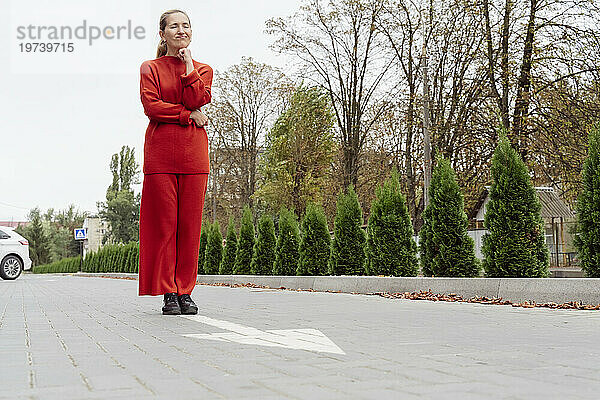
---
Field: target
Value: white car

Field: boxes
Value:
[0,226,32,280]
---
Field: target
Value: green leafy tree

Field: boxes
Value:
[97,146,141,244]
[17,205,87,264]
[419,158,480,277]
[198,222,210,273]
[47,226,75,262]
[329,185,366,275]
[220,217,238,275]
[574,126,600,277]
[255,85,337,215]
[42,205,88,262]
[366,168,418,276]
[251,214,277,275]
[234,206,255,274]
[204,222,223,274]
[207,57,291,210]
[17,207,51,266]
[482,130,549,277]
[273,207,300,275]
[298,202,330,275]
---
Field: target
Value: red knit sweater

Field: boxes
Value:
[139,55,213,174]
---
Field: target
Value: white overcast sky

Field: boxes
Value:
[0,0,301,222]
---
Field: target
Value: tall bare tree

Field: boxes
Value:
[379,0,492,223]
[377,0,423,223]
[205,57,291,217]
[267,0,398,189]
[482,0,600,158]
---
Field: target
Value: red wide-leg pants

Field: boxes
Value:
[138,173,209,296]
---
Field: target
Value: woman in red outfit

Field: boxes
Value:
[138,9,213,315]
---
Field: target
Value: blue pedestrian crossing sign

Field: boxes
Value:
[74,228,87,240]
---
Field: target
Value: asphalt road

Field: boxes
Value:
[1,273,599,399]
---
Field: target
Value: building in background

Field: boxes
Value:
[469,187,576,267]
[0,220,29,229]
[82,215,108,258]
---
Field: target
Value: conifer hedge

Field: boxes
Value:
[274,207,300,275]
[298,202,330,275]
[34,241,139,274]
[198,222,210,273]
[220,216,238,275]
[251,213,277,275]
[203,221,223,274]
[33,256,81,274]
[234,205,255,274]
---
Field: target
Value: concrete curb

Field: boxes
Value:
[63,272,600,305]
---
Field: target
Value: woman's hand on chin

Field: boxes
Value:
[178,48,192,63]
[178,48,194,74]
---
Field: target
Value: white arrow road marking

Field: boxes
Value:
[179,315,345,355]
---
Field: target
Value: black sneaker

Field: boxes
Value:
[178,294,198,315]
[162,292,181,315]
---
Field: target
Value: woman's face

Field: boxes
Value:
[160,12,192,52]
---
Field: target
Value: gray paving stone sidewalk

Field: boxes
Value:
[1,273,599,399]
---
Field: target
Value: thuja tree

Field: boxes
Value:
[204,221,223,275]
[126,242,139,273]
[220,216,238,275]
[482,131,549,277]
[298,202,331,275]
[234,205,255,274]
[419,158,480,277]
[366,168,418,276]
[574,126,600,277]
[250,214,277,275]
[273,207,300,275]
[329,184,366,275]
[198,222,210,273]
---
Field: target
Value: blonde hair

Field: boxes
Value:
[156,9,191,58]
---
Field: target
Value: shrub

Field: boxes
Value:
[234,205,255,274]
[366,167,418,276]
[419,158,480,277]
[220,216,238,275]
[198,222,210,273]
[251,213,277,275]
[273,207,300,275]
[329,185,366,275]
[482,130,549,277]
[574,125,600,277]
[34,256,80,274]
[298,202,330,275]
[203,221,223,274]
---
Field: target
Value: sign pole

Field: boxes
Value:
[74,228,87,273]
